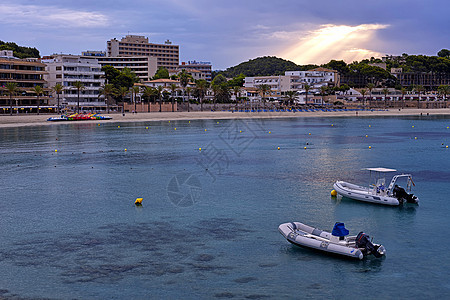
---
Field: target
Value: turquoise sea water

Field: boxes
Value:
[0,115,450,299]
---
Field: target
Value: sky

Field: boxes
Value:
[1,0,449,70]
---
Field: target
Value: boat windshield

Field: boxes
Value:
[364,167,396,188]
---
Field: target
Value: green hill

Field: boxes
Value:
[0,41,40,58]
[217,56,318,78]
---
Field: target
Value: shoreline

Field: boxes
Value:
[1,108,450,128]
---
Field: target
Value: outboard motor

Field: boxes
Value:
[356,232,384,258]
[405,193,418,204]
[393,185,418,204]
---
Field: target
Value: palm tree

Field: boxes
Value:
[320,86,328,106]
[304,84,311,106]
[285,90,296,109]
[157,85,164,112]
[438,85,449,101]
[33,85,44,115]
[257,84,270,110]
[179,70,189,109]
[400,87,407,109]
[142,86,154,112]
[367,83,375,109]
[382,88,390,109]
[232,86,241,110]
[413,85,424,109]
[73,81,84,113]
[169,83,178,112]
[6,82,18,116]
[195,80,209,112]
[360,89,367,109]
[212,84,220,111]
[117,86,129,113]
[186,86,192,112]
[132,85,140,113]
[52,83,63,115]
[100,84,115,113]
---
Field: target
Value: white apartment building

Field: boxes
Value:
[107,35,179,70]
[179,61,212,81]
[42,54,105,109]
[97,56,158,82]
[168,68,206,81]
[142,79,195,89]
[244,68,338,95]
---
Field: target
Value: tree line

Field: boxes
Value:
[0,41,40,59]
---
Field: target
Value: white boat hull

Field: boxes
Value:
[279,222,365,260]
[333,181,403,205]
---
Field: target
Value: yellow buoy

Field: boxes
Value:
[98,124,100,126]
[331,124,334,127]
[55,149,57,152]
[414,137,417,139]
[369,125,371,127]
[135,198,143,206]
[124,149,127,151]
[269,131,271,134]
[199,147,202,151]
[446,145,449,148]
[369,146,372,149]
[118,125,120,128]
[412,125,414,128]
[189,121,191,123]
[217,121,219,124]
[365,135,368,138]
[239,130,242,133]
[169,121,170,123]
[205,129,207,131]
[304,146,307,150]
[331,190,337,197]
[308,133,311,135]
[277,147,280,150]
[174,128,176,130]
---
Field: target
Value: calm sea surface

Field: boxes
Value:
[0,115,449,299]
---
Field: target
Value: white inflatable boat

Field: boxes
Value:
[333,167,419,206]
[278,222,386,260]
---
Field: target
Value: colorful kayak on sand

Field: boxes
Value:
[47,113,112,122]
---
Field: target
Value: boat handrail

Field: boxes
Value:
[387,174,414,194]
[303,233,329,242]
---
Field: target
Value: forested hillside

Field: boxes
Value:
[0,41,40,58]
[216,56,318,78]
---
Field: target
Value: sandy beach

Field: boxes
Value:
[1,108,450,128]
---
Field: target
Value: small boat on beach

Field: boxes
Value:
[47,116,68,122]
[333,167,419,206]
[279,222,386,260]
